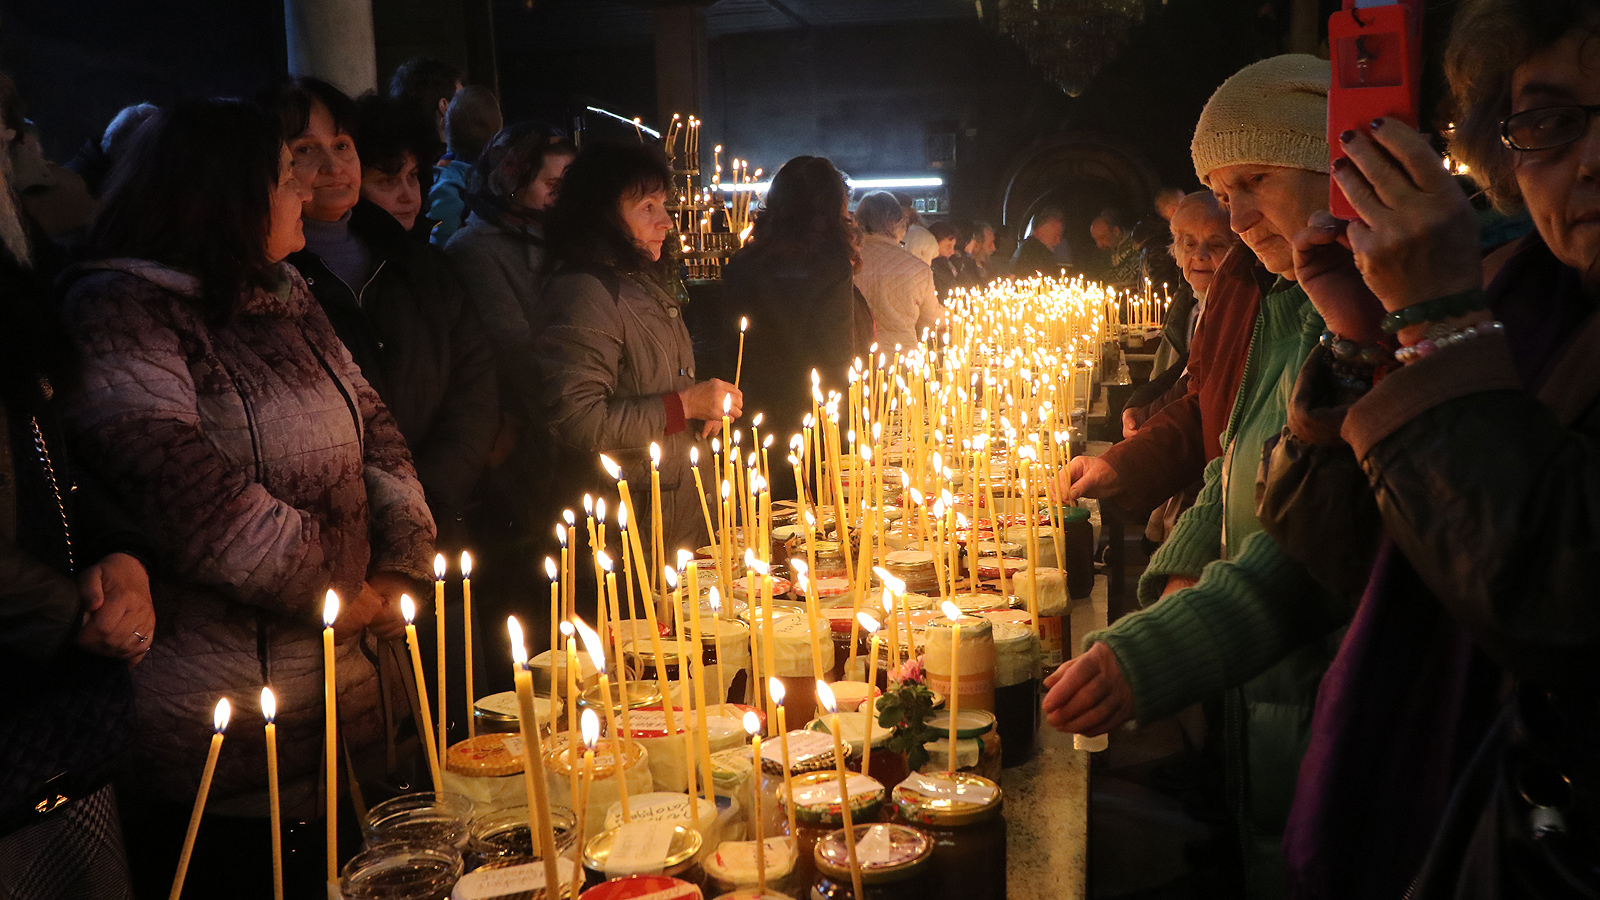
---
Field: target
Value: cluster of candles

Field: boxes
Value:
[162,271,1139,898]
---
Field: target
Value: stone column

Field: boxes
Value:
[284,0,378,97]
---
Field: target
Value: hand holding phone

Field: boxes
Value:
[1327,0,1424,220]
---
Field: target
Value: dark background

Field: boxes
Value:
[1,0,1463,266]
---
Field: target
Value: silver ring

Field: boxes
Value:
[133,631,148,643]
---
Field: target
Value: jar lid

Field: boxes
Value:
[342,843,463,899]
[452,857,581,900]
[975,556,1030,579]
[542,736,645,778]
[578,875,701,900]
[806,540,844,557]
[807,712,890,754]
[806,577,852,599]
[981,608,1032,626]
[1061,506,1092,523]
[579,681,663,714]
[469,805,578,865]
[927,708,996,738]
[582,822,702,878]
[759,728,837,775]
[813,823,932,884]
[949,593,1005,615]
[821,607,875,634]
[474,691,555,726]
[704,837,798,887]
[732,574,794,599]
[783,770,886,825]
[884,549,935,569]
[892,772,1003,825]
[623,639,694,668]
[447,733,526,777]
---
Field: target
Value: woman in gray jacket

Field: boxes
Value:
[535,143,740,584]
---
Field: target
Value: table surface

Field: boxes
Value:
[1001,576,1108,900]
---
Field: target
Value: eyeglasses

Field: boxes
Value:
[1500,104,1600,151]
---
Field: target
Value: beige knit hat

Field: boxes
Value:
[1191,54,1332,186]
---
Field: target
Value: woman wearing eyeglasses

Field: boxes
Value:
[1258,1,1600,897]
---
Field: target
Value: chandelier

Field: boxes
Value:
[993,0,1147,97]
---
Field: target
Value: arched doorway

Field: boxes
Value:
[997,136,1162,272]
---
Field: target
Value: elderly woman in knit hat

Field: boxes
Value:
[1046,54,1348,899]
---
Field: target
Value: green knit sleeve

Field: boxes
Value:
[1085,529,1345,723]
[1137,455,1225,604]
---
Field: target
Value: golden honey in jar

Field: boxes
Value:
[890,772,1004,900]
[781,770,886,890]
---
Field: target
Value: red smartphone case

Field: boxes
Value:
[1327,0,1424,220]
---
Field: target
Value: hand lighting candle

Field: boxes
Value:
[401,596,444,790]
[321,590,339,884]
[743,710,768,895]
[508,616,563,899]
[261,688,283,900]
[815,681,865,900]
[168,698,230,900]
[462,551,476,739]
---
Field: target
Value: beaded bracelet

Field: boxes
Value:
[1380,289,1489,334]
[1394,319,1504,364]
[1318,330,1390,365]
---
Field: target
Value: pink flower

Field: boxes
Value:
[893,657,924,685]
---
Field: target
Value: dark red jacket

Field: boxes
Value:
[1098,244,1274,513]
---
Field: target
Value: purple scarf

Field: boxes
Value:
[1283,234,1592,899]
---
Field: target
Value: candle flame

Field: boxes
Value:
[595,497,607,523]
[941,600,962,622]
[556,524,568,546]
[600,455,622,480]
[745,550,769,576]
[507,616,528,665]
[677,548,693,569]
[664,566,678,589]
[572,617,607,674]
[857,611,881,634]
[768,676,785,705]
[909,487,925,505]
[322,590,339,627]
[752,412,763,427]
[213,697,232,732]
[722,393,732,415]
[721,480,731,499]
[460,551,473,578]
[260,687,276,723]
[561,620,574,638]
[597,551,614,574]
[739,316,748,333]
[433,553,446,580]
[882,590,895,615]
[545,557,558,580]
[581,708,601,749]
[815,679,838,715]
[690,446,699,466]
[649,442,661,465]
[583,494,594,515]
[872,567,905,594]
[708,587,722,613]
[743,709,761,736]
[400,594,416,623]
[617,500,628,530]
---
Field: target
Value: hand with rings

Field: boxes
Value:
[76,552,156,667]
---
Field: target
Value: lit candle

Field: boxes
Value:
[689,446,717,549]
[941,600,962,773]
[546,557,561,688]
[856,612,882,779]
[789,558,825,682]
[572,709,600,900]
[768,677,797,839]
[561,620,581,824]
[261,689,282,900]
[680,551,716,809]
[735,316,749,388]
[573,616,630,820]
[433,553,448,765]
[815,681,864,900]
[321,590,339,885]
[508,616,563,899]
[462,551,476,739]
[401,596,444,790]
[562,511,577,620]
[744,710,768,896]
[168,698,230,900]
[597,553,631,739]
[664,565,697,806]
[649,442,664,600]
[708,588,728,703]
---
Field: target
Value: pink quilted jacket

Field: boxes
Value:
[59,259,435,816]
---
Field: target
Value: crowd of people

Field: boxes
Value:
[0,0,1596,897]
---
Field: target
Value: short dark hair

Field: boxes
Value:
[444,85,502,164]
[353,93,442,177]
[928,221,958,243]
[1447,0,1600,212]
[1094,207,1128,231]
[259,77,355,144]
[544,141,672,277]
[90,98,284,320]
[740,155,852,265]
[1032,207,1064,228]
[388,57,463,110]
